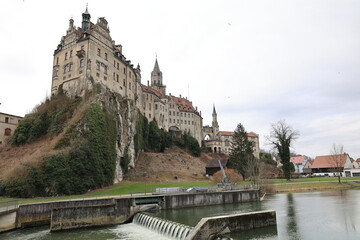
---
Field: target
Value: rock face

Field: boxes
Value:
[95,86,138,183]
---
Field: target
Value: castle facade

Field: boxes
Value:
[51,7,203,143]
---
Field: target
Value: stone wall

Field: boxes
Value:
[162,190,259,209]
[17,198,115,228]
[50,198,134,231]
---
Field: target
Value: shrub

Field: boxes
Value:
[211,168,243,184]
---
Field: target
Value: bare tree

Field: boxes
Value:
[247,156,260,186]
[266,120,299,181]
[330,144,345,183]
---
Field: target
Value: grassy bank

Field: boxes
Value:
[0,181,214,204]
[1,178,359,204]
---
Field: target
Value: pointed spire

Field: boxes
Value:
[153,57,160,72]
[213,104,217,115]
[84,3,89,14]
[82,4,91,31]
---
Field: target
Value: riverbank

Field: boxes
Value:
[1,177,360,204]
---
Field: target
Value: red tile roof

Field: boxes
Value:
[311,154,348,169]
[171,96,196,113]
[219,131,258,138]
[141,84,162,98]
[290,156,306,165]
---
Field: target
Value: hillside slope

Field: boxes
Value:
[125,146,207,182]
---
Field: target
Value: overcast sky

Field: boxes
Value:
[0,0,359,159]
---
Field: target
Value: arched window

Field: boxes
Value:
[4,128,11,136]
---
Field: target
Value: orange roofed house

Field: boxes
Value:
[202,106,260,158]
[307,154,357,177]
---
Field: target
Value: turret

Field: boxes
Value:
[150,57,166,95]
[212,105,219,139]
[212,105,219,128]
[151,58,162,86]
[81,5,91,32]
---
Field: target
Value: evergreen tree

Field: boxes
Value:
[228,123,254,179]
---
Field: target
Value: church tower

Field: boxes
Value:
[212,105,219,139]
[81,5,91,32]
[151,58,166,95]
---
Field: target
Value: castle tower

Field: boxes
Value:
[212,105,219,139]
[81,5,91,32]
[151,58,166,95]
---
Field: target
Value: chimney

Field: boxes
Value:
[180,94,182,98]
[147,80,149,86]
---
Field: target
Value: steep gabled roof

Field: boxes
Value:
[141,84,162,98]
[171,96,196,113]
[311,154,348,169]
[290,156,306,165]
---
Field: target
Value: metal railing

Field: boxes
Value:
[0,200,19,213]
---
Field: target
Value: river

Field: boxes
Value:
[2,190,360,240]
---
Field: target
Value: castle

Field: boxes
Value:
[51,7,203,143]
[50,7,260,153]
[202,105,260,159]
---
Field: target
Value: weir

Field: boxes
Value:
[133,213,192,240]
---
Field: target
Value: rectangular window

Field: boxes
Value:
[123,79,126,87]
[116,74,119,82]
[56,57,59,65]
[80,59,84,68]
[114,60,116,67]
[96,61,100,71]
[149,103,151,110]
[97,48,101,56]
[113,72,115,80]
[104,65,108,74]
[117,62,119,70]
[123,68,126,74]
[105,53,108,61]
[70,50,73,58]
[129,71,131,78]
[5,117,9,123]
[65,52,68,60]
[129,82,131,90]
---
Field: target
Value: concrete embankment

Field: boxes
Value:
[51,198,135,231]
[162,189,259,209]
[0,189,260,233]
[186,210,277,240]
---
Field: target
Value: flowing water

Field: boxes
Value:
[2,190,360,239]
